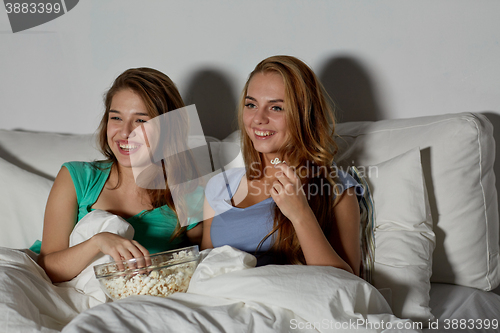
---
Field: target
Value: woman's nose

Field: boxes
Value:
[121,121,136,139]
[253,109,268,124]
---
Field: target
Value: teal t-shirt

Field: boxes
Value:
[30,161,202,254]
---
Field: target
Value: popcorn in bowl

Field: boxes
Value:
[93,245,200,300]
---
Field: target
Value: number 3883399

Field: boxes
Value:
[5,2,62,14]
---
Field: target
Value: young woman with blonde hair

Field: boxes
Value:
[202,56,361,274]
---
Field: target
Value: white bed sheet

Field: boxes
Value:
[63,246,418,333]
[0,245,420,333]
[423,283,500,333]
[0,211,421,332]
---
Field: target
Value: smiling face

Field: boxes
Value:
[107,88,152,170]
[243,71,288,164]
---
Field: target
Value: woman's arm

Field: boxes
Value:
[200,198,214,250]
[271,163,360,274]
[38,167,149,283]
[186,224,202,245]
[328,188,361,275]
[38,166,92,282]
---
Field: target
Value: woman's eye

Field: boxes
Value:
[271,106,283,111]
[136,119,148,123]
[245,103,256,109]
[110,116,121,121]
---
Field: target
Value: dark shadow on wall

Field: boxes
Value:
[318,56,386,123]
[183,69,238,141]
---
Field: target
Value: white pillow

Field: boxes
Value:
[0,129,223,182]
[0,157,53,249]
[0,129,102,180]
[335,112,499,291]
[366,148,435,323]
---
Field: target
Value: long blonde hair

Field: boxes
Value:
[238,56,339,264]
[97,67,199,240]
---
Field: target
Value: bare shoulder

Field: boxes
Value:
[54,166,75,188]
[334,188,359,216]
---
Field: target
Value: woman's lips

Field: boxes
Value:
[116,141,142,155]
[254,129,276,139]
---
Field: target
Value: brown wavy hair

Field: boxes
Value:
[238,56,340,264]
[97,67,199,240]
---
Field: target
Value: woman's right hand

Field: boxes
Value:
[92,232,149,264]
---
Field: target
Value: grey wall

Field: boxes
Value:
[1,0,499,140]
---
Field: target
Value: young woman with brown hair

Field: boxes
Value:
[37,68,202,283]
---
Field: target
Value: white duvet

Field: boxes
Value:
[0,211,420,333]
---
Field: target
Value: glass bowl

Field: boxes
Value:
[93,245,200,300]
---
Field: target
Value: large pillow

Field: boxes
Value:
[335,112,499,291]
[0,129,102,180]
[0,157,53,249]
[366,148,435,323]
[0,129,223,182]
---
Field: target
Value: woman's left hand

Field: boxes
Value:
[270,162,313,222]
